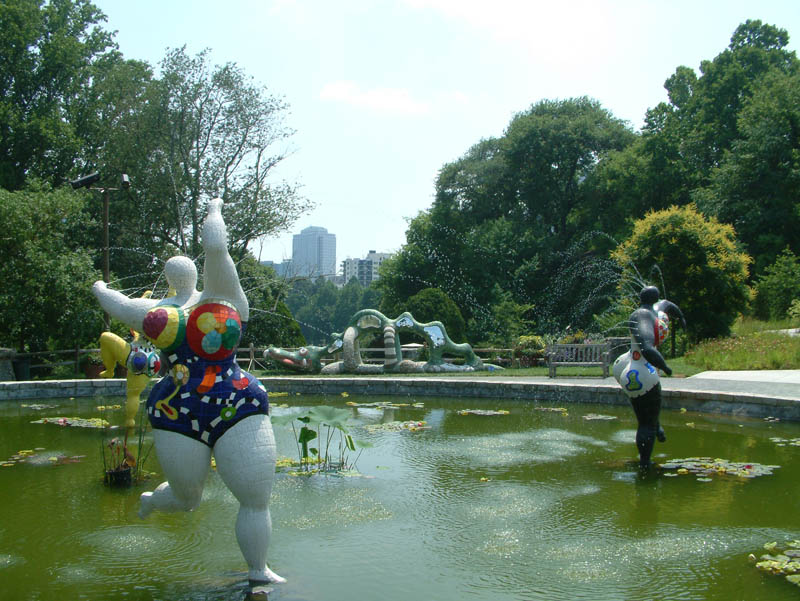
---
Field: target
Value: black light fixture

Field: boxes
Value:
[70,172,101,190]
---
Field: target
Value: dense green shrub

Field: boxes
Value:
[612,204,751,342]
[405,288,466,343]
[752,248,800,321]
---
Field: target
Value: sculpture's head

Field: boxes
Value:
[265,345,327,373]
[640,286,659,307]
[164,256,197,296]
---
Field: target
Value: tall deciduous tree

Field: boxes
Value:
[92,47,312,266]
[0,185,104,351]
[0,0,114,190]
[382,97,634,338]
[695,69,800,272]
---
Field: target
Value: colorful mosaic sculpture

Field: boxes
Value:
[613,286,686,470]
[92,199,283,586]
[98,329,159,429]
[266,309,495,374]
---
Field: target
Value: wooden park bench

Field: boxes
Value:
[545,342,611,378]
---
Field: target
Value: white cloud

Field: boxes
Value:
[320,80,432,115]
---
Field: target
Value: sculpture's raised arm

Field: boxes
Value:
[92,280,157,332]
[200,198,249,321]
[629,308,671,375]
[655,299,687,330]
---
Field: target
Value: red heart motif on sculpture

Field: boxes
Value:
[143,308,168,340]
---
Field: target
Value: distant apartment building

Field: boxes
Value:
[341,250,392,287]
[261,259,294,278]
[292,226,336,279]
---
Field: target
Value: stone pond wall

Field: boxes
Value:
[0,376,797,421]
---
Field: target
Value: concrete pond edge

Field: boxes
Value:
[1,376,797,421]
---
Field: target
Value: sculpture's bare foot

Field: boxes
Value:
[138,491,154,519]
[248,567,286,584]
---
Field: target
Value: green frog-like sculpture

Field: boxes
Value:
[266,309,496,374]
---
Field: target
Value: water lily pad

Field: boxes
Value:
[31,417,111,428]
[345,400,424,409]
[751,541,800,587]
[582,413,617,421]
[660,457,780,479]
[458,409,510,416]
[364,420,429,432]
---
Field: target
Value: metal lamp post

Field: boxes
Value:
[70,172,131,330]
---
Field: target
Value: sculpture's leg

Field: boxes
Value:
[629,384,662,470]
[124,373,149,429]
[139,430,211,518]
[214,414,285,584]
[99,331,128,378]
[341,326,361,372]
[383,325,398,369]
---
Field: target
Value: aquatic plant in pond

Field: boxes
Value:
[660,457,780,479]
[272,406,371,473]
[100,401,155,486]
[751,539,800,590]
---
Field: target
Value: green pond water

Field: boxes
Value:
[1,393,799,601]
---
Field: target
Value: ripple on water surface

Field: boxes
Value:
[73,523,211,586]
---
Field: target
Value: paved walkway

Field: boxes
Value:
[666,369,800,398]
[450,370,800,400]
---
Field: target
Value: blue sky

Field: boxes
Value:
[93,0,800,266]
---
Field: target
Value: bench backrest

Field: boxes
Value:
[548,342,609,362]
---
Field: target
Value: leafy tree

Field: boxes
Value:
[235,256,304,348]
[359,283,383,313]
[293,278,339,344]
[332,277,364,332]
[502,97,635,242]
[0,0,115,190]
[150,47,311,259]
[752,248,800,321]
[382,98,634,340]
[611,205,751,342]
[619,18,799,226]
[695,69,800,272]
[78,47,313,291]
[0,184,104,351]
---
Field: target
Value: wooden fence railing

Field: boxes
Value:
[5,345,519,379]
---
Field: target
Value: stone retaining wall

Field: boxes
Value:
[0,376,797,421]
[0,379,126,400]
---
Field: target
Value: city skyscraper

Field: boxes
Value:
[292,226,336,279]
